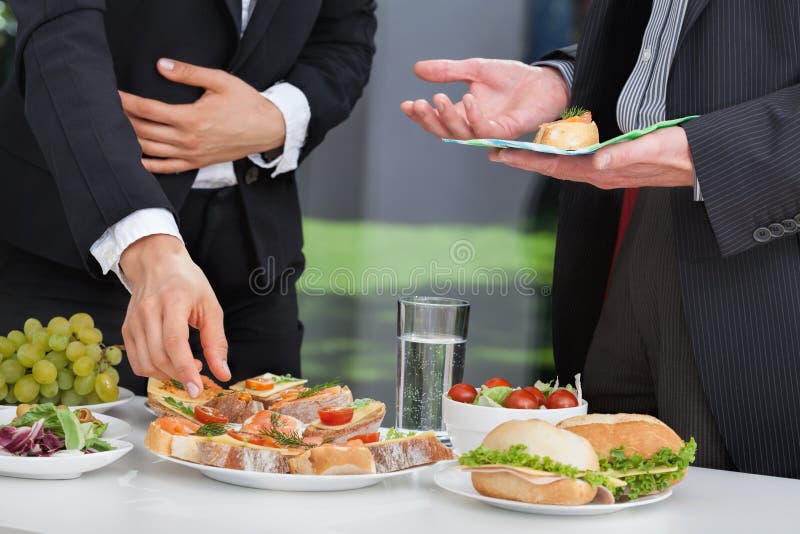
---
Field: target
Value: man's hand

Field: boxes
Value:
[120,234,231,397]
[490,127,695,189]
[401,58,569,140]
[119,58,286,174]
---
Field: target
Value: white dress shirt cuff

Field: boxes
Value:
[89,208,183,292]
[248,82,311,178]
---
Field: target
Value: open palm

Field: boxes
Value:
[401,58,569,140]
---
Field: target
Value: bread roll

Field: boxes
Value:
[557,413,684,458]
[468,420,599,505]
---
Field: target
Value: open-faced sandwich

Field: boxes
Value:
[147,376,224,420]
[267,380,354,424]
[302,398,386,444]
[229,372,308,405]
[533,106,599,150]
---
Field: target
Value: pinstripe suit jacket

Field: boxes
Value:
[551,0,800,477]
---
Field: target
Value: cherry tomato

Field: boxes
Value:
[503,389,540,409]
[245,377,275,391]
[483,377,512,388]
[350,432,380,444]
[318,406,354,426]
[194,405,229,425]
[523,386,546,406]
[227,430,271,447]
[447,383,478,403]
[545,389,579,409]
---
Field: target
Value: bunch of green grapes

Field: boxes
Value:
[0,313,124,406]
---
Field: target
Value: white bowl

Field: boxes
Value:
[442,394,588,453]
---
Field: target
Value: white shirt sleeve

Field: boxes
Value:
[248,82,311,178]
[89,208,183,292]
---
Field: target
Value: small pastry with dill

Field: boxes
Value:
[533,106,599,150]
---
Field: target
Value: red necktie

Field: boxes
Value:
[604,187,640,299]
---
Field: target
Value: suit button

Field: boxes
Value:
[753,227,771,243]
[782,219,799,234]
[244,167,260,184]
[768,223,785,238]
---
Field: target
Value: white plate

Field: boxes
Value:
[153,452,436,491]
[0,387,135,414]
[434,467,672,516]
[0,412,131,440]
[0,439,133,480]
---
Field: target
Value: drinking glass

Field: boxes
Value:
[396,296,470,434]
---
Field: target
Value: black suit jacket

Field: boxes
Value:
[550,0,800,477]
[0,0,376,280]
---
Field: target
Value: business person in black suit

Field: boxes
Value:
[404,0,800,478]
[0,1,376,396]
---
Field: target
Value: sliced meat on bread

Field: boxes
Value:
[367,431,455,473]
[288,444,376,475]
[270,385,354,424]
[144,417,299,473]
[230,372,307,404]
[302,399,385,444]
[202,392,265,424]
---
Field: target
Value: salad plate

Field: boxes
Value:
[434,467,672,516]
[0,411,131,440]
[0,439,133,480]
[152,452,437,491]
[0,387,134,414]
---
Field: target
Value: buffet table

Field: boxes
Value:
[0,397,798,534]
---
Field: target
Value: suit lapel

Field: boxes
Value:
[678,0,711,47]
[222,0,242,34]
[230,0,283,72]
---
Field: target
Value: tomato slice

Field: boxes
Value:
[318,406,354,426]
[227,430,272,447]
[350,432,380,444]
[245,377,276,391]
[194,405,229,424]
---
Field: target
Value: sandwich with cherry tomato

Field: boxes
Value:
[302,398,386,444]
[230,372,308,404]
[447,375,583,410]
[267,380,354,424]
[289,427,455,475]
[147,376,225,420]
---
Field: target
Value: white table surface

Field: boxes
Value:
[1,397,798,534]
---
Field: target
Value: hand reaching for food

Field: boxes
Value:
[401,58,569,140]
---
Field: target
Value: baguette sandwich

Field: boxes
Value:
[147,376,223,421]
[229,372,307,404]
[533,107,599,150]
[144,416,300,473]
[269,383,354,423]
[302,398,385,444]
[557,413,697,501]
[288,430,455,475]
[201,390,265,423]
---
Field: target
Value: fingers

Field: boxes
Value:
[121,310,169,382]
[463,94,501,138]
[433,93,474,139]
[138,139,184,159]
[194,297,230,383]
[119,90,185,125]
[157,58,228,92]
[127,116,184,146]
[414,59,479,83]
[141,158,196,174]
[403,99,452,138]
[162,301,204,396]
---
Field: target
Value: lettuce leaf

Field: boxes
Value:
[11,403,63,435]
[599,438,697,500]
[474,385,512,407]
[55,407,84,451]
[85,438,114,452]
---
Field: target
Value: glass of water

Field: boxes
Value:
[396,296,470,434]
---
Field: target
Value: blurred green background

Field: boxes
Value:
[0,1,588,416]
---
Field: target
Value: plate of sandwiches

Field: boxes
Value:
[435,414,696,516]
[145,372,455,491]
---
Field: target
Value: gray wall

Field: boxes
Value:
[297,0,546,225]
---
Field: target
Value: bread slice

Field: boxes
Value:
[366,431,455,473]
[472,471,597,505]
[147,377,222,421]
[557,413,684,459]
[229,372,307,404]
[533,118,599,150]
[144,418,299,473]
[270,386,354,424]
[303,399,385,444]
[288,445,376,475]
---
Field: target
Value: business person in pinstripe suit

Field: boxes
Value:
[404,0,800,478]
